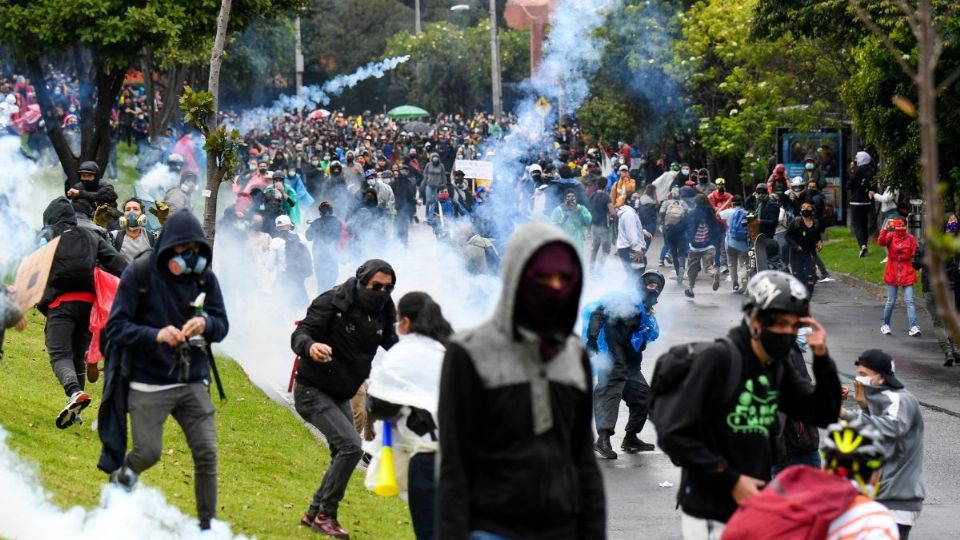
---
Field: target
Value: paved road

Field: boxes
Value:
[600,237,959,539]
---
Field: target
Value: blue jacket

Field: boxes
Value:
[582,291,659,357]
[105,210,229,386]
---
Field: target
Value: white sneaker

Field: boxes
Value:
[818,276,835,283]
[880,257,888,264]
[909,326,922,337]
[880,324,892,335]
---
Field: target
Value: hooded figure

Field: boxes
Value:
[101,209,229,531]
[291,259,399,538]
[39,197,126,429]
[437,223,606,539]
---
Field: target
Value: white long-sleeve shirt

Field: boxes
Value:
[873,187,898,214]
[616,205,646,252]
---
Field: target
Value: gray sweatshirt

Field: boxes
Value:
[845,385,925,512]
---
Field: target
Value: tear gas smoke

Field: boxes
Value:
[0,136,58,275]
[234,56,411,134]
[135,163,180,201]
[0,427,247,540]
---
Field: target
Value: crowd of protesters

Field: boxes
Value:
[0,64,955,540]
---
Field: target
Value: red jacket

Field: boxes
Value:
[878,229,917,286]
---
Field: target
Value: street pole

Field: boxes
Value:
[294,14,304,99]
[489,0,502,122]
[415,0,422,35]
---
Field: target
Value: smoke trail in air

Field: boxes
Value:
[235,56,411,134]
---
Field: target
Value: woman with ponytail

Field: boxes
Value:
[366,291,453,540]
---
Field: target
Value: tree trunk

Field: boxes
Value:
[202,0,233,244]
[915,0,960,343]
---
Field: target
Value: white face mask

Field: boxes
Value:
[855,375,875,387]
[681,168,690,175]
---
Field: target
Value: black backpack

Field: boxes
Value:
[649,337,741,463]
[47,227,97,296]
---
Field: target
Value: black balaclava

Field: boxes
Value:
[515,242,582,360]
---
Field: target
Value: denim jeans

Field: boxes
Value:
[883,285,918,327]
[408,452,436,540]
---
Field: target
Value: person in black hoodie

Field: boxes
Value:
[103,209,229,531]
[65,160,118,220]
[291,259,399,538]
[39,197,126,429]
[656,271,841,538]
[849,151,877,257]
[437,222,606,539]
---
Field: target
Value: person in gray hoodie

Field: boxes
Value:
[437,222,606,539]
[842,349,924,539]
[422,152,448,226]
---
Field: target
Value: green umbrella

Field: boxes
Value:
[387,105,430,119]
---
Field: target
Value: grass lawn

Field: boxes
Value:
[0,309,415,539]
[819,226,920,293]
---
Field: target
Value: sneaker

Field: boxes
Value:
[56,391,92,429]
[358,452,372,471]
[684,289,695,298]
[944,353,955,367]
[880,324,892,335]
[909,326,922,337]
[880,257,888,264]
[594,436,618,460]
[310,512,350,539]
[621,433,656,453]
[818,276,835,283]
[712,272,721,291]
[109,466,138,491]
[859,245,868,258]
[658,260,665,268]
[721,267,730,275]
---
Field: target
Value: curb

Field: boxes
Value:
[828,271,927,311]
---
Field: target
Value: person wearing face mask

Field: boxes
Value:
[437,224,606,539]
[801,156,825,189]
[708,178,732,213]
[101,209,229,533]
[38,197,127,430]
[164,171,199,216]
[110,198,157,263]
[306,202,344,292]
[303,156,325,199]
[878,219,920,337]
[841,349,925,539]
[291,260,399,539]
[365,292,453,540]
[550,189,593,254]
[786,202,823,297]
[671,162,692,189]
[655,271,841,539]
[342,150,364,193]
[913,213,960,365]
[422,152,448,226]
[585,271,664,459]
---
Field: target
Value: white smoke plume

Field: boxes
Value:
[0,136,57,275]
[0,427,247,540]
[234,55,411,135]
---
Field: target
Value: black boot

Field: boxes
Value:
[621,432,656,453]
[946,352,957,367]
[594,435,618,460]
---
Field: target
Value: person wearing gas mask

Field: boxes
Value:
[102,209,229,532]
[436,223,605,539]
[164,171,199,216]
[110,198,157,263]
[291,260,399,539]
[586,271,664,459]
[656,271,841,539]
[841,349,925,539]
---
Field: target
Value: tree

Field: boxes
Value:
[383,20,529,112]
[673,0,847,188]
[849,0,960,345]
[0,0,304,184]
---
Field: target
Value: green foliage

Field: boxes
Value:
[675,0,846,183]
[206,126,243,175]
[180,85,215,130]
[383,20,530,112]
[220,16,297,107]
[0,309,415,539]
[578,96,636,147]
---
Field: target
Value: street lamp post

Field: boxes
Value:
[415,0,422,34]
[489,0,502,122]
[294,13,304,98]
